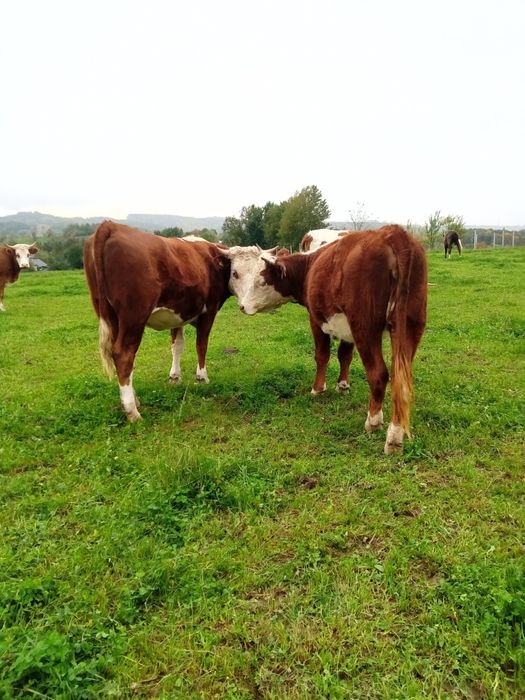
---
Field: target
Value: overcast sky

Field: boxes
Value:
[1,0,523,225]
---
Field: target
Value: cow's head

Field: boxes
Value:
[10,243,38,269]
[226,246,291,315]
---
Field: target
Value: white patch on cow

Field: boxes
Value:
[227,246,291,315]
[311,383,326,395]
[147,307,186,331]
[169,329,185,383]
[321,314,353,343]
[384,423,404,454]
[195,365,209,383]
[0,302,5,312]
[301,229,351,253]
[119,374,141,421]
[365,410,384,433]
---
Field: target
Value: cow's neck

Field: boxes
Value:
[273,253,311,306]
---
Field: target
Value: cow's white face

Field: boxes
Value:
[227,246,288,315]
[10,243,38,269]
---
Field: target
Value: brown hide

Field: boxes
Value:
[0,246,20,284]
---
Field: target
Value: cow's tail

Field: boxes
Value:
[92,221,117,379]
[386,230,427,439]
[458,237,463,253]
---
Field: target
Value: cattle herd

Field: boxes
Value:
[2,221,449,454]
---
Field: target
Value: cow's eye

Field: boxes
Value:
[232,270,239,279]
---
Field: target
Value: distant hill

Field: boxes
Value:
[0,211,226,236]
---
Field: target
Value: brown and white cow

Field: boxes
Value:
[227,225,428,454]
[299,228,351,253]
[0,243,39,311]
[84,221,231,421]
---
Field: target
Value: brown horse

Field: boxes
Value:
[444,230,462,258]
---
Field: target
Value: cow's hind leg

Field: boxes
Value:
[353,331,388,433]
[0,283,6,311]
[169,327,185,383]
[113,327,144,422]
[310,319,331,394]
[336,340,354,392]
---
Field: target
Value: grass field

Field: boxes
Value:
[1,248,524,699]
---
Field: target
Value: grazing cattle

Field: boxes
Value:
[299,228,351,253]
[0,243,38,311]
[227,226,427,454]
[84,221,230,421]
[443,230,462,258]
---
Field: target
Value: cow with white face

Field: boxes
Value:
[227,226,428,454]
[0,243,38,311]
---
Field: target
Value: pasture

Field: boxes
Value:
[1,249,524,698]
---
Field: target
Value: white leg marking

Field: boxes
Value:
[384,423,404,454]
[311,383,327,395]
[0,302,5,312]
[195,365,209,383]
[365,410,384,433]
[119,373,141,422]
[169,330,185,383]
[336,380,350,392]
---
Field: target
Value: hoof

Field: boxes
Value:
[384,423,404,454]
[169,374,182,384]
[365,410,384,433]
[311,383,326,395]
[195,375,210,384]
[126,410,142,423]
[336,380,350,393]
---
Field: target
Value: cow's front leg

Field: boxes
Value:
[0,285,6,311]
[336,340,354,392]
[310,318,331,394]
[194,314,215,383]
[169,327,185,383]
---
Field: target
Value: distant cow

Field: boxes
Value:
[299,228,351,253]
[227,226,428,454]
[0,243,38,311]
[444,230,462,258]
[84,221,231,421]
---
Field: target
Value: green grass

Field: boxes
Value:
[1,249,524,698]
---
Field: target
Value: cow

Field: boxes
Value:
[83,221,231,422]
[0,243,39,311]
[226,225,428,454]
[443,230,462,258]
[299,228,351,253]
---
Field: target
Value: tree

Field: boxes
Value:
[262,201,286,247]
[279,185,330,250]
[154,227,184,238]
[348,201,372,230]
[441,214,466,238]
[424,210,443,250]
[222,216,245,245]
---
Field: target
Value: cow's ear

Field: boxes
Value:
[29,244,39,254]
[215,249,230,269]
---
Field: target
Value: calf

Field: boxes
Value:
[299,228,351,253]
[227,226,428,454]
[444,230,462,258]
[84,221,230,421]
[0,243,38,311]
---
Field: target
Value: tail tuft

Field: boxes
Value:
[99,319,114,379]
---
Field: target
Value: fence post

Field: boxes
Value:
[493,231,496,247]
[512,231,515,248]
[474,229,477,249]
[502,228,505,247]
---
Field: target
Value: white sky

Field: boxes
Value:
[1,0,523,225]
